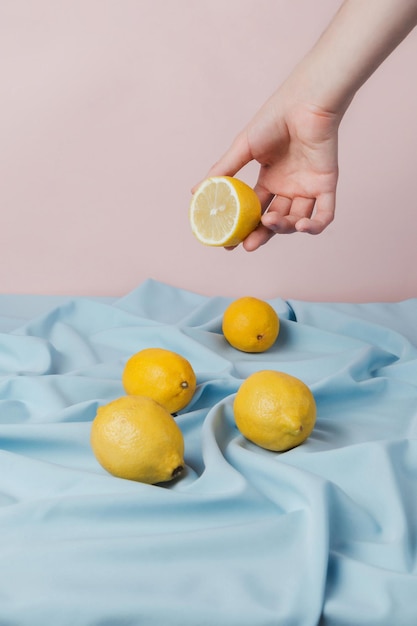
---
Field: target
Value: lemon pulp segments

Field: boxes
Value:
[190,177,237,245]
[190,176,261,246]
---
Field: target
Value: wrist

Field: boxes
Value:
[286,0,417,118]
[279,56,353,124]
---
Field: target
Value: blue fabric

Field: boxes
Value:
[0,279,416,625]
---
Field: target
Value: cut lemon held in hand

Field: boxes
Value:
[189,176,261,246]
[122,347,196,414]
[222,296,279,353]
[90,395,185,484]
[233,370,316,452]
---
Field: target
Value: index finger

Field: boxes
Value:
[206,131,252,178]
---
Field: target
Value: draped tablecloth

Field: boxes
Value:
[0,279,416,626]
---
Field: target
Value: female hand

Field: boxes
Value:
[205,86,341,251]
[195,0,417,252]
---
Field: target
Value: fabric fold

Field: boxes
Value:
[0,279,416,625]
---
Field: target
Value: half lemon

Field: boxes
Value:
[190,176,261,246]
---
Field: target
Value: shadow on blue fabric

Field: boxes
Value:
[0,279,416,625]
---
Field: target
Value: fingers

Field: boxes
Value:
[223,191,334,253]
[295,192,335,234]
[262,196,316,234]
[253,182,275,214]
[206,132,252,178]
[260,193,335,236]
[223,222,276,253]
[242,223,277,251]
[191,132,253,194]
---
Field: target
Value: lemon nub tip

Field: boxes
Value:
[172,465,184,479]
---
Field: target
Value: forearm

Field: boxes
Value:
[287,0,417,115]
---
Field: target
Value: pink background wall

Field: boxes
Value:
[1,0,416,302]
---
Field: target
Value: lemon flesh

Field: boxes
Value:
[90,395,185,484]
[190,176,261,246]
[233,370,316,451]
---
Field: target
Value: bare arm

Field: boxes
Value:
[198,0,417,250]
[298,0,417,113]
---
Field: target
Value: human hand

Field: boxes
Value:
[201,84,341,251]
[196,0,417,252]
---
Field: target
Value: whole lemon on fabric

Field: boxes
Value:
[189,176,261,247]
[222,296,279,353]
[122,347,196,414]
[90,395,185,484]
[233,370,316,451]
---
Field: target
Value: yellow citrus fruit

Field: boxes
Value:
[222,296,279,353]
[189,176,261,246]
[122,347,196,414]
[233,370,316,451]
[90,395,185,484]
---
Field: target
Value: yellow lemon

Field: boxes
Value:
[233,370,316,451]
[122,347,196,414]
[90,395,185,484]
[189,176,261,246]
[222,296,279,353]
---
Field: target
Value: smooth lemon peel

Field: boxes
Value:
[233,370,316,451]
[222,296,279,353]
[122,347,196,414]
[90,395,185,484]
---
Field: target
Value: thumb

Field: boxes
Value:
[191,132,252,193]
[207,131,252,177]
